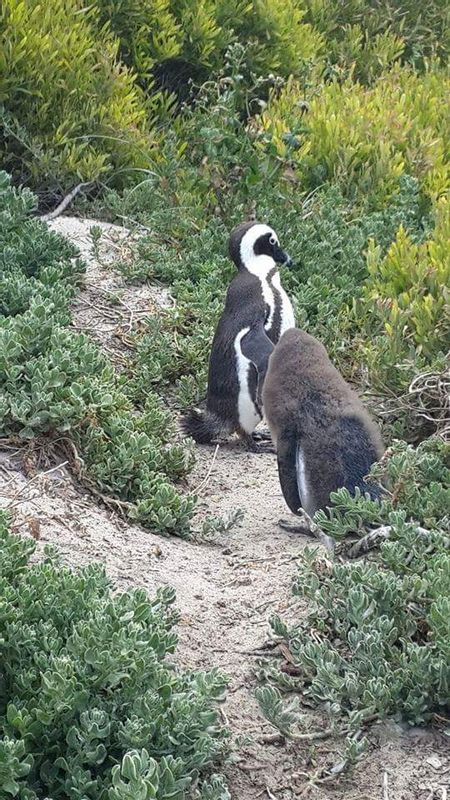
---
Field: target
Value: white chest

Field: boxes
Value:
[272,272,295,333]
[233,327,262,434]
[260,276,276,330]
[245,256,295,339]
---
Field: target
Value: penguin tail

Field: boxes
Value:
[180,408,232,444]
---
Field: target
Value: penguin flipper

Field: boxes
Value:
[276,434,302,515]
[240,323,274,403]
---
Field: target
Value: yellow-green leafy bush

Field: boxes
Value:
[96,0,323,86]
[95,0,183,78]
[256,66,450,205]
[0,0,154,196]
[214,0,324,76]
[355,197,450,390]
[172,0,229,67]
[303,0,450,75]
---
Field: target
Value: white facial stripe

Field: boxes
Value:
[239,224,277,275]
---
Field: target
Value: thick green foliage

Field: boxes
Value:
[3,0,449,195]
[260,438,449,734]
[303,0,449,75]
[257,66,450,205]
[102,52,447,434]
[95,0,182,78]
[355,198,450,393]
[95,0,323,82]
[0,0,154,196]
[0,513,228,798]
[0,172,196,535]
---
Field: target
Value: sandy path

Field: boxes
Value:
[1,217,448,800]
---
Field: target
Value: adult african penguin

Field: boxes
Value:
[181,221,295,450]
[262,328,385,516]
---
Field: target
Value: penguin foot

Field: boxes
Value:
[244,434,275,454]
[278,518,306,533]
[278,516,335,555]
[252,427,272,442]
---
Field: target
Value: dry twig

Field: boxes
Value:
[41,182,92,221]
[189,444,219,496]
[347,525,450,558]
[3,461,68,507]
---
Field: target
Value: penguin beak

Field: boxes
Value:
[273,244,292,266]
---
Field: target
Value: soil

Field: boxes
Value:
[1,217,448,800]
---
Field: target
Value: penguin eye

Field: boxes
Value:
[269,235,277,246]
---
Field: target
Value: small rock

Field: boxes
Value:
[373,719,405,745]
[426,755,442,769]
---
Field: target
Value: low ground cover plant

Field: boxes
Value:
[256,437,449,766]
[0,511,229,799]
[0,171,196,536]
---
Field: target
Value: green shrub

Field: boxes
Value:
[257,438,449,743]
[354,197,450,392]
[92,0,449,102]
[216,0,324,77]
[95,0,182,78]
[1,0,449,200]
[257,65,450,206]
[324,196,450,441]
[314,436,449,538]
[76,396,196,536]
[95,0,323,89]
[0,172,196,536]
[0,513,228,798]
[303,0,449,75]
[109,171,430,403]
[0,0,154,196]
[0,172,84,319]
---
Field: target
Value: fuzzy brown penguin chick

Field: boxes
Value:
[262,328,385,517]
